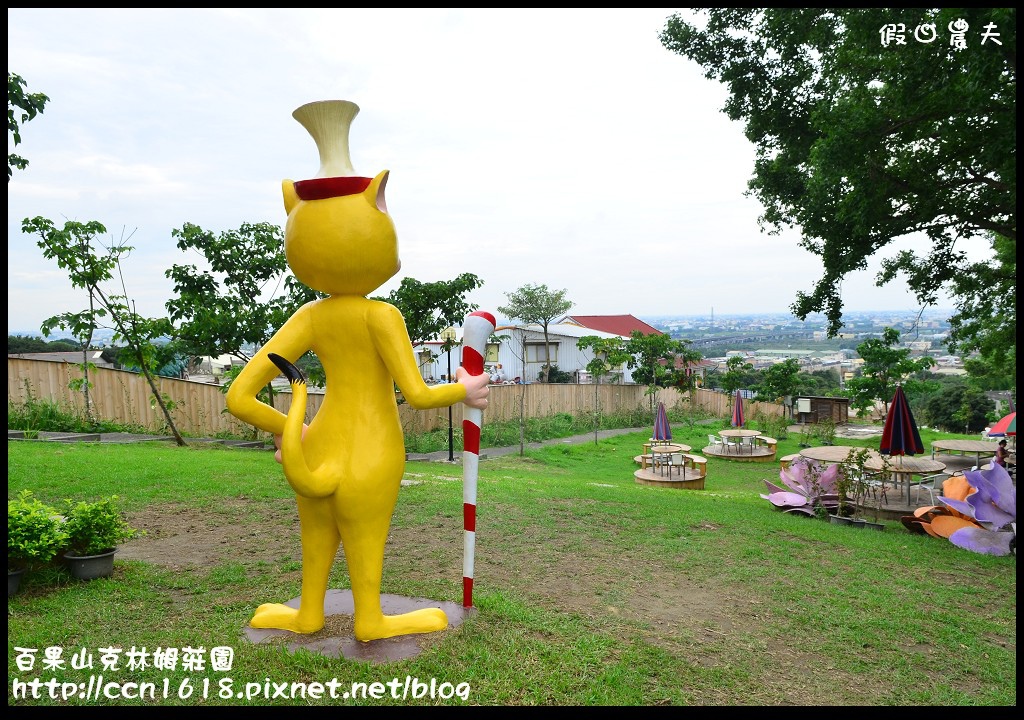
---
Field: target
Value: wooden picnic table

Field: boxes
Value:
[931,439,1000,466]
[718,428,761,454]
[864,455,947,504]
[642,442,690,455]
[799,445,882,464]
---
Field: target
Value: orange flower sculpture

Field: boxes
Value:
[902,463,1016,555]
[901,473,981,538]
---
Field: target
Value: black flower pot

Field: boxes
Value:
[9,568,26,597]
[64,550,117,580]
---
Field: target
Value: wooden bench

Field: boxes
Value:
[756,436,778,448]
[685,454,708,479]
[779,453,800,471]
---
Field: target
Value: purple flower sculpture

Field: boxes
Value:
[937,463,1016,556]
[761,457,844,517]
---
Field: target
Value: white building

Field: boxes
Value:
[417,323,636,384]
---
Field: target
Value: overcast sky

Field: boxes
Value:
[8,8,985,336]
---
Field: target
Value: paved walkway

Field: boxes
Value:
[9,421,884,463]
[8,426,658,460]
[407,427,654,463]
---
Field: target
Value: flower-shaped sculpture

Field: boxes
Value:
[761,457,844,517]
[901,464,1016,556]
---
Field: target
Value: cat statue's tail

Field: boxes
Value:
[267,353,336,498]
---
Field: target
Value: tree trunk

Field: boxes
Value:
[140,365,187,446]
[81,291,97,425]
[517,382,527,456]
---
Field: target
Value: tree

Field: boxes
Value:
[8,72,49,181]
[23,217,186,445]
[577,335,632,445]
[751,358,801,418]
[659,9,1016,357]
[921,379,992,433]
[166,222,313,359]
[165,222,325,401]
[844,327,936,418]
[498,284,572,383]
[8,335,80,354]
[624,331,703,416]
[944,232,1015,382]
[797,368,843,397]
[373,273,483,348]
[719,356,754,397]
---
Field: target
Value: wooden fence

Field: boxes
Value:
[8,357,785,438]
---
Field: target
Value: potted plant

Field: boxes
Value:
[816,416,838,446]
[830,464,856,525]
[797,425,813,448]
[61,495,139,580]
[8,490,68,596]
[864,455,893,531]
[839,447,875,528]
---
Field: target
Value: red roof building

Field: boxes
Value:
[558,314,662,338]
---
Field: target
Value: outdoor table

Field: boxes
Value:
[718,429,760,454]
[863,455,947,504]
[799,446,882,464]
[930,439,1000,467]
[639,445,691,478]
[642,442,690,455]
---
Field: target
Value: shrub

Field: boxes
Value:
[8,490,68,571]
[62,495,139,556]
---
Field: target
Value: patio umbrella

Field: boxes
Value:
[986,411,1016,438]
[879,385,924,457]
[652,401,672,442]
[731,390,745,428]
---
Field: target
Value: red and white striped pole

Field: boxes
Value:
[460,310,495,608]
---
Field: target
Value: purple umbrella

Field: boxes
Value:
[880,386,924,456]
[731,390,745,428]
[652,401,672,442]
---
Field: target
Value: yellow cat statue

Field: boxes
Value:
[226,100,490,642]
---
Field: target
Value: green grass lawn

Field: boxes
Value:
[7,422,1016,706]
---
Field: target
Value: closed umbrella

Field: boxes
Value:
[651,401,673,475]
[986,411,1016,438]
[652,401,672,442]
[731,390,745,428]
[880,386,924,457]
[879,385,927,504]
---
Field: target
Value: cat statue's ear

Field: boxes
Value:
[283,179,300,216]
[364,170,390,214]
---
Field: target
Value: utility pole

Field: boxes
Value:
[441,326,458,462]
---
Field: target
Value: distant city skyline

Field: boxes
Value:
[10,306,958,345]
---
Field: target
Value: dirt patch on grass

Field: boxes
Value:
[119,497,856,704]
[119,498,301,569]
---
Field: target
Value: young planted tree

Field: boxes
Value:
[577,335,631,444]
[165,221,325,417]
[622,330,705,424]
[23,217,186,445]
[719,355,754,397]
[373,273,483,348]
[845,327,937,418]
[752,358,801,420]
[498,284,572,383]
